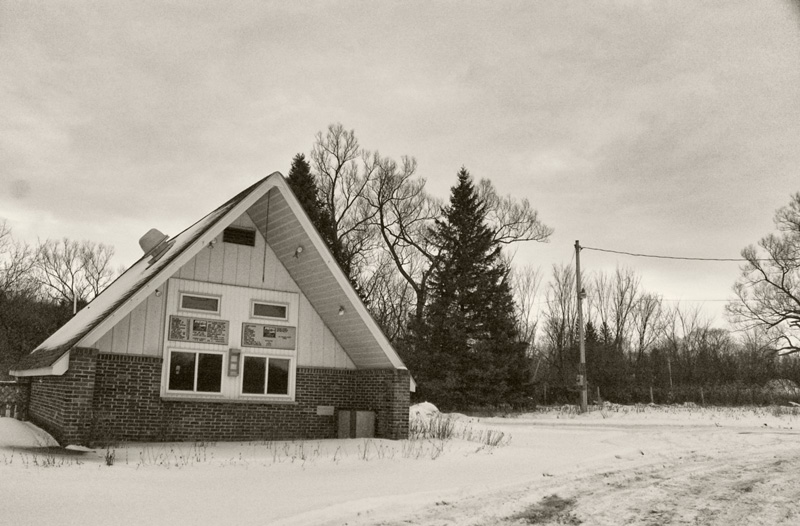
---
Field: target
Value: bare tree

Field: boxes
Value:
[590,267,641,351]
[0,220,37,295]
[311,123,381,281]
[360,252,416,342]
[541,264,578,375]
[631,292,667,366]
[476,179,554,245]
[366,155,440,322]
[728,192,800,355]
[308,124,554,334]
[661,304,713,386]
[512,263,543,350]
[36,238,115,312]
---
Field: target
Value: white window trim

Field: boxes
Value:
[250,300,289,322]
[179,292,222,315]
[239,353,295,400]
[165,348,226,396]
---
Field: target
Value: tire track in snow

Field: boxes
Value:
[367,435,800,525]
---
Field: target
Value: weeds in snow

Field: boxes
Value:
[104,447,115,466]
[409,413,510,448]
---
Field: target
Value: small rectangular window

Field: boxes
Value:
[223,227,256,247]
[241,356,291,396]
[252,301,287,320]
[168,350,223,393]
[180,293,220,314]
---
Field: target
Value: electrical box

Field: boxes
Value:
[337,410,375,439]
[228,348,241,377]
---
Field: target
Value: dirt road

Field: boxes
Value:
[364,422,800,526]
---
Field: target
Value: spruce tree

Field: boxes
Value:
[412,168,529,408]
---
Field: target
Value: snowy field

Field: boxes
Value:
[2,403,800,525]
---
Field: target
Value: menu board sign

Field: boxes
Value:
[169,315,229,345]
[242,323,297,350]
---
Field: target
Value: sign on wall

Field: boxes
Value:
[169,315,229,345]
[241,323,297,350]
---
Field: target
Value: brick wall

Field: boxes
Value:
[88,354,410,445]
[28,348,98,444]
[354,369,411,440]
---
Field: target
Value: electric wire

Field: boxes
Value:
[581,245,752,262]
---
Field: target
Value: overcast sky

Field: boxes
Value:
[2,1,799,326]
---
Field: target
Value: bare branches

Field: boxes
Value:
[0,220,37,296]
[589,267,642,351]
[727,193,800,355]
[308,123,554,338]
[35,238,116,309]
[476,178,554,245]
[311,123,380,278]
[511,263,543,349]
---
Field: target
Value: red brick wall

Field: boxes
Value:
[88,354,410,444]
[28,348,98,444]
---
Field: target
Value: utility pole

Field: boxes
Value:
[575,240,588,413]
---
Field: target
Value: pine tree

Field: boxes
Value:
[287,154,355,285]
[411,168,529,408]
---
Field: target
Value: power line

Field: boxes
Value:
[582,245,752,262]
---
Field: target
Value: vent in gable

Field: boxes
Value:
[223,227,256,247]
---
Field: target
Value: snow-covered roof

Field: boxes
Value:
[10,173,408,376]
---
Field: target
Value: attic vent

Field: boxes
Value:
[139,228,172,263]
[223,227,256,247]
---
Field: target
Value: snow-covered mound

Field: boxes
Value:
[409,401,439,421]
[0,418,59,448]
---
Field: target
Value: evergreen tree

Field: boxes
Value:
[287,154,356,287]
[411,168,529,408]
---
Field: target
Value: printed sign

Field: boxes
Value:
[242,323,297,350]
[168,315,229,345]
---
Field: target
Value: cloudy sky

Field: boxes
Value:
[2,1,799,325]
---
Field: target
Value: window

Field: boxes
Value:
[180,293,220,314]
[251,301,288,321]
[168,350,224,393]
[241,356,291,396]
[223,227,256,247]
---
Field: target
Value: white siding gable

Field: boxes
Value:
[89,212,355,369]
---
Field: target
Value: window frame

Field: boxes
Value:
[165,348,226,395]
[179,292,222,315]
[250,300,289,322]
[239,353,295,400]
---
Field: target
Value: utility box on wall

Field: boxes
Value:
[337,410,375,438]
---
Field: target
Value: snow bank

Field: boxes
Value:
[3,405,800,526]
[0,418,58,448]
[409,401,439,421]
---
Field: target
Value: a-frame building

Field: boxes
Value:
[11,172,411,445]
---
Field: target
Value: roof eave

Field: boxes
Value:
[10,351,70,377]
[266,177,408,371]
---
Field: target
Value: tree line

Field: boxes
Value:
[287,125,800,409]
[3,123,798,410]
[0,222,116,378]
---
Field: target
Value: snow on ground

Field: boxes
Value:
[0,418,58,448]
[2,404,800,525]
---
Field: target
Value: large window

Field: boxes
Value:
[241,356,291,396]
[168,350,224,393]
